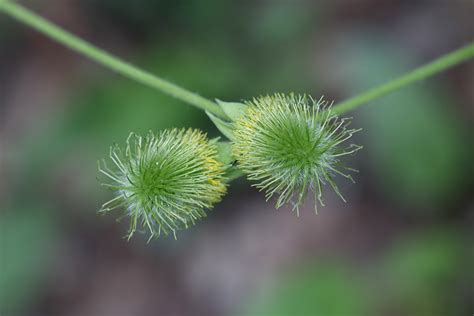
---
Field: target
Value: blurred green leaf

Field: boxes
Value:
[250,2,315,46]
[243,264,369,316]
[379,230,468,315]
[338,38,472,209]
[85,0,235,38]
[0,207,59,314]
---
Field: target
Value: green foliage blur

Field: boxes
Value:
[243,230,470,316]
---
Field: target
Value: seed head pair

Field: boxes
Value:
[98,94,361,239]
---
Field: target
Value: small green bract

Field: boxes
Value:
[98,128,227,240]
[232,94,362,214]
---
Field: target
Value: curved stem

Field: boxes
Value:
[1,1,473,119]
[332,42,474,115]
[0,0,227,119]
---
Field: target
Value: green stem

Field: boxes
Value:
[332,42,474,115]
[1,1,473,119]
[0,0,227,119]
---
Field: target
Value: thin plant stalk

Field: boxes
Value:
[0,0,227,119]
[331,42,474,115]
[1,0,473,116]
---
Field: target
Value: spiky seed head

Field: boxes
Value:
[98,128,227,240]
[232,93,362,215]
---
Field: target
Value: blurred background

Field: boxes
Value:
[1,0,473,315]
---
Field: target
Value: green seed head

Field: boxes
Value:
[98,128,227,240]
[232,93,361,214]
